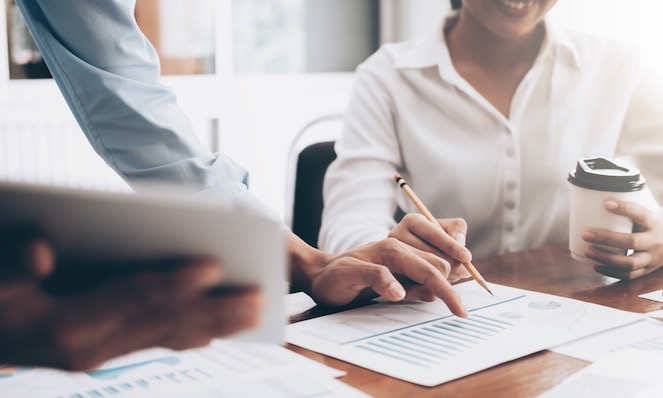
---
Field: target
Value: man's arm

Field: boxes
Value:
[15,0,268,210]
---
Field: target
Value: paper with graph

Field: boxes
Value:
[0,341,366,398]
[551,318,663,362]
[286,282,643,386]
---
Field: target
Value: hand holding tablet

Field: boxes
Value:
[0,182,286,345]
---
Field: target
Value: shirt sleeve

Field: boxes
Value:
[318,52,403,253]
[617,64,663,208]
[15,0,276,218]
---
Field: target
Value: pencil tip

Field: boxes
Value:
[394,173,401,181]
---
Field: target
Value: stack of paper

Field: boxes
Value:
[0,341,369,398]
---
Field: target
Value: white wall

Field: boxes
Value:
[380,0,449,43]
[217,73,354,217]
[305,0,378,72]
[548,0,663,69]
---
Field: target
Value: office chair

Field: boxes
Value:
[285,114,343,248]
[291,141,337,248]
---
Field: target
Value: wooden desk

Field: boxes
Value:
[287,243,663,397]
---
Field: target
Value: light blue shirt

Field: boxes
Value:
[15,0,272,215]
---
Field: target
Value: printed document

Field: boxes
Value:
[552,317,663,362]
[0,341,368,398]
[639,289,663,303]
[286,281,643,386]
[538,349,663,398]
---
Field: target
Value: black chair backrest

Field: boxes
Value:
[291,141,336,248]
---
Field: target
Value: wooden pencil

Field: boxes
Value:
[394,173,494,296]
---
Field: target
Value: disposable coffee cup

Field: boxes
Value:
[568,157,646,263]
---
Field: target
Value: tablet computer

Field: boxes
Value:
[0,181,286,343]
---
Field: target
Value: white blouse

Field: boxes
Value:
[319,15,663,259]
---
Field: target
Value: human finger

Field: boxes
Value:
[50,281,260,370]
[583,229,654,252]
[390,215,457,263]
[195,288,263,338]
[585,248,651,272]
[113,288,263,353]
[409,247,468,285]
[403,284,437,302]
[378,241,467,317]
[66,260,225,343]
[448,263,472,282]
[396,214,472,263]
[168,258,225,295]
[390,225,450,260]
[605,200,655,229]
[594,262,657,280]
[0,260,228,370]
[409,247,452,277]
[438,218,469,246]
[119,259,225,304]
[349,260,406,302]
[307,255,404,306]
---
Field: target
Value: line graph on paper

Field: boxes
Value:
[287,282,644,386]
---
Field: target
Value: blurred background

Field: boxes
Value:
[1,0,662,218]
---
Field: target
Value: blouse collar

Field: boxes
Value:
[393,11,582,72]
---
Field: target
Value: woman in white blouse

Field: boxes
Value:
[320,0,663,280]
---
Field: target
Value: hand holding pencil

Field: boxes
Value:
[393,174,494,296]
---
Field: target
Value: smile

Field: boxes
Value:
[497,0,536,10]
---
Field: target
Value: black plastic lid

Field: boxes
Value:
[568,157,646,192]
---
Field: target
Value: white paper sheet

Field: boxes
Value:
[639,289,663,303]
[285,291,317,318]
[286,281,644,387]
[538,350,663,398]
[0,341,359,398]
[551,318,663,362]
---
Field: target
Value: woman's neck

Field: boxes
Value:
[446,11,545,71]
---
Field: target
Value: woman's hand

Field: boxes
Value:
[388,213,472,282]
[583,200,663,279]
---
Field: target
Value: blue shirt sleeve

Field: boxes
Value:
[15,0,275,217]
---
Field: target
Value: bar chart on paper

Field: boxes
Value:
[0,343,362,398]
[353,312,517,368]
[286,282,644,386]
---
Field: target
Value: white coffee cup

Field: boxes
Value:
[568,157,646,263]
